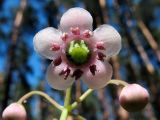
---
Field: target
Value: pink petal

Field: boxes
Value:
[60,7,93,32]
[83,60,113,89]
[93,25,121,57]
[46,62,74,90]
[33,27,62,60]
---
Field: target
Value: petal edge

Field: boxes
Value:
[94,25,121,57]
[60,7,93,32]
[33,27,62,60]
[46,62,74,90]
[83,60,113,89]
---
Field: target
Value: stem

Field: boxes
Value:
[60,87,72,120]
[64,87,71,107]
[17,91,63,111]
[71,89,93,110]
[59,108,68,120]
[106,79,129,87]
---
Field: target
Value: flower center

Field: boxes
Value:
[67,40,91,65]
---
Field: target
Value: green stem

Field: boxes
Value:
[64,87,71,107]
[60,87,72,120]
[17,91,63,111]
[106,79,129,87]
[71,89,93,110]
[59,108,68,120]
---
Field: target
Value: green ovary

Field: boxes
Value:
[67,40,90,65]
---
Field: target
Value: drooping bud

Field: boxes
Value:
[119,84,149,112]
[2,103,27,120]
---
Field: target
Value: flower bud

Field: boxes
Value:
[119,84,149,112]
[2,103,26,120]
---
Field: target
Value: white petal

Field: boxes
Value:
[94,25,121,57]
[83,60,113,89]
[60,7,93,32]
[46,62,74,90]
[33,27,62,60]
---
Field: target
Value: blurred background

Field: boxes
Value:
[0,0,160,120]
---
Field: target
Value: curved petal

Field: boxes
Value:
[83,60,113,89]
[93,25,121,57]
[46,62,74,90]
[60,7,93,32]
[33,27,62,60]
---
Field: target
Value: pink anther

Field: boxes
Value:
[61,33,68,41]
[53,57,62,66]
[50,43,60,51]
[96,42,105,50]
[97,52,106,61]
[89,64,97,75]
[70,27,80,35]
[83,30,92,38]
[59,67,71,79]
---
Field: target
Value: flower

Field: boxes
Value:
[119,84,149,112]
[2,103,27,120]
[33,7,121,90]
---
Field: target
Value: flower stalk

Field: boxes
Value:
[71,89,93,110]
[60,87,72,120]
[17,91,63,111]
[64,87,72,107]
[107,79,129,87]
[60,108,68,120]
[16,79,128,120]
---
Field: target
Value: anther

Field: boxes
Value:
[70,27,80,35]
[83,30,93,38]
[96,42,105,50]
[97,52,106,61]
[59,67,70,79]
[50,43,60,51]
[61,33,68,41]
[72,69,83,80]
[89,64,97,75]
[53,57,62,66]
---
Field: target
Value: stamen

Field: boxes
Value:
[72,69,83,80]
[97,52,106,61]
[50,43,60,51]
[59,67,71,79]
[53,57,62,66]
[89,65,97,75]
[61,33,68,41]
[83,30,93,38]
[70,27,80,35]
[96,42,105,50]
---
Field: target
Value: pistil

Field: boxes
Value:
[67,40,91,65]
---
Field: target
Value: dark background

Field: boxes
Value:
[0,0,160,119]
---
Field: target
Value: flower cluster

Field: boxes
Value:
[33,7,121,90]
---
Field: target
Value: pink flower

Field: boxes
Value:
[2,103,27,120]
[119,84,149,112]
[33,8,121,90]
